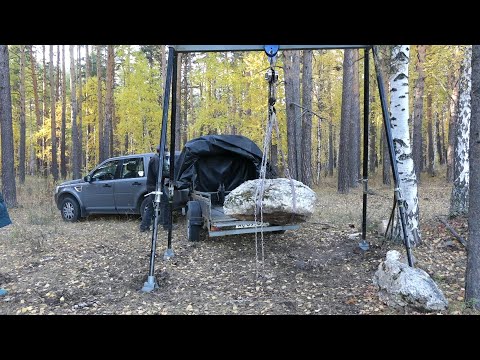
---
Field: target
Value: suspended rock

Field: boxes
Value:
[373,250,448,312]
[223,178,317,225]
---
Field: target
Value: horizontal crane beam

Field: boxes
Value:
[170,45,370,53]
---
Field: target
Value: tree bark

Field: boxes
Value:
[104,45,114,159]
[427,93,435,177]
[328,121,334,176]
[49,45,58,181]
[436,115,444,165]
[450,46,472,216]
[350,49,361,188]
[283,50,301,180]
[77,46,83,171]
[447,68,460,182]
[389,45,421,246]
[29,46,43,174]
[301,50,313,187]
[0,45,17,206]
[338,49,354,193]
[466,44,480,310]
[60,46,67,179]
[175,53,182,150]
[369,90,377,174]
[412,45,426,183]
[96,45,104,161]
[19,45,26,183]
[86,45,91,78]
[42,45,48,176]
[182,53,189,148]
[70,45,80,179]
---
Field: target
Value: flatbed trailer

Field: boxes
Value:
[185,190,299,241]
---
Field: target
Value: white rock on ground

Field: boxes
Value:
[373,250,448,312]
[223,178,317,225]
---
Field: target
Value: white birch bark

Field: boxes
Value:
[389,45,421,246]
[450,45,472,216]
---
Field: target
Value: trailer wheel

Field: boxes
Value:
[187,201,203,242]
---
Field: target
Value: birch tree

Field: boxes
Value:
[450,45,472,216]
[389,45,421,246]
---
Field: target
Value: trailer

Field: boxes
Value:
[185,190,299,241]
[173,134,301,241]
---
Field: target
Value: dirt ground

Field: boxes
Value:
[0,173,474,315]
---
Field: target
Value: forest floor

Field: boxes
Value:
[0,173,475,315]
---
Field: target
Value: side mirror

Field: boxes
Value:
[84,175,92,183]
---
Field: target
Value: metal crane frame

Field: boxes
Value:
[142,44,413,293]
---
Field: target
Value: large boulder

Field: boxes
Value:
[373,250,448,312]
[223,178,317,225]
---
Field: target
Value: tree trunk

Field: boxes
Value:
[466,44,480,310]
[412,45,426,183]
[42,45,48,176]
[316,119,321,184]
[19,45,26,184]
[49,45,58,181]
[369,91,377,174]
[29,46,43,175]
[76,46,83,171]
[283,50,301,180]
[160,45,166,101]
[175,53,182,150]
[389,45,421,247]
[96,45,104,162]
[60,46,67,179]
[447,66,460,182]
[349,49,361,188]
[182,53,189,148]
[0,45,17,206]
[450,46,472,216]
[338,49,354,193]
[440,107,447,165]
[427,93,435,177]
[301,50,313,187]
[70,45,80,179]
[436,115,444,165]
[104,45,114,159]
[56,46,60,103]
[86,45,91,78]
[328,121,334,176]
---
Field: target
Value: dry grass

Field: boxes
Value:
[0,171,475,315]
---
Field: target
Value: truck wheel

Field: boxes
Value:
[140,196,150,219]
[186,201,202,242]
[61,197,80,222]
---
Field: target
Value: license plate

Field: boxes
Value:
[235,222,269,229]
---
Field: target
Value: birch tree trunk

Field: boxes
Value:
[466,44,480,310]
[447,68,460,182]
[70,45,80,179]
[450,45,472,216]
[0,45,17,206]
[389,45,421,246]
[19,45,26,183]
[412,45,426,182]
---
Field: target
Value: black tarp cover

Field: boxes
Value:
[174,135,275,192]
